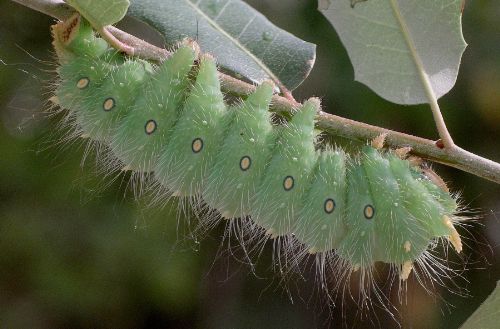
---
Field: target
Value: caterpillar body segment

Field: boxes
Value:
[252,99,319,237]
[79,59,151,142]
[359,148,432,265]
[53,18,120,124]
[156,54,227,197]
[295,148,348,253]
[109,46,197,172]
[202,81,276,219]
[51,16,464,285]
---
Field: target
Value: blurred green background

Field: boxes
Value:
[0,1,499,328]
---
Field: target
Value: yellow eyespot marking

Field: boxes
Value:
[103,97,115,111]
[443,215,463,253]
[400,261,413,281]
[191,138,203,153]
[324,198,336,214]
[283,175,295,191]
[404,241,411,253]
[145,120,157,135]
[121,165,132,172]
[265,228,275,236]
[364,205,375,219]
[308,247,318,254]
[239,156,251,171]
[220,211,233,219]
[76,77,89,89]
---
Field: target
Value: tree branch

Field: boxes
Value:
[10,0,500,184]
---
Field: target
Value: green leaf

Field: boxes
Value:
[65,0,130,28]
[319,0,467,105]
[127,0,316,91]
[460,281,500,329]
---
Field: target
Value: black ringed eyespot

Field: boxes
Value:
[239,156,251,171]
[145,119,157,135]
[192,138,204,153]
[103,97,115,111]
[364,204,375,219]
[76,77,89,89]
[283,175,295,191]
[324,198,336,214]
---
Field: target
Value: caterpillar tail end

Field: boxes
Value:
[444,215,463,253]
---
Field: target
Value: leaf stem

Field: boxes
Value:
[389,0,455,149]
[97,26,135,56]
[10,0,500,184]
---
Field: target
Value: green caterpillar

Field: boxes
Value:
[51,14,463,287]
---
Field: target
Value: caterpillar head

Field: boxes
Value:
[52,13,108,62]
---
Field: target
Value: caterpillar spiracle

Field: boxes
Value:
[50,14,464,298]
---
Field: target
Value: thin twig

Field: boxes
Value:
[9,0,500,184]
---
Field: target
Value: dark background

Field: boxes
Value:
[0,1,499,328]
